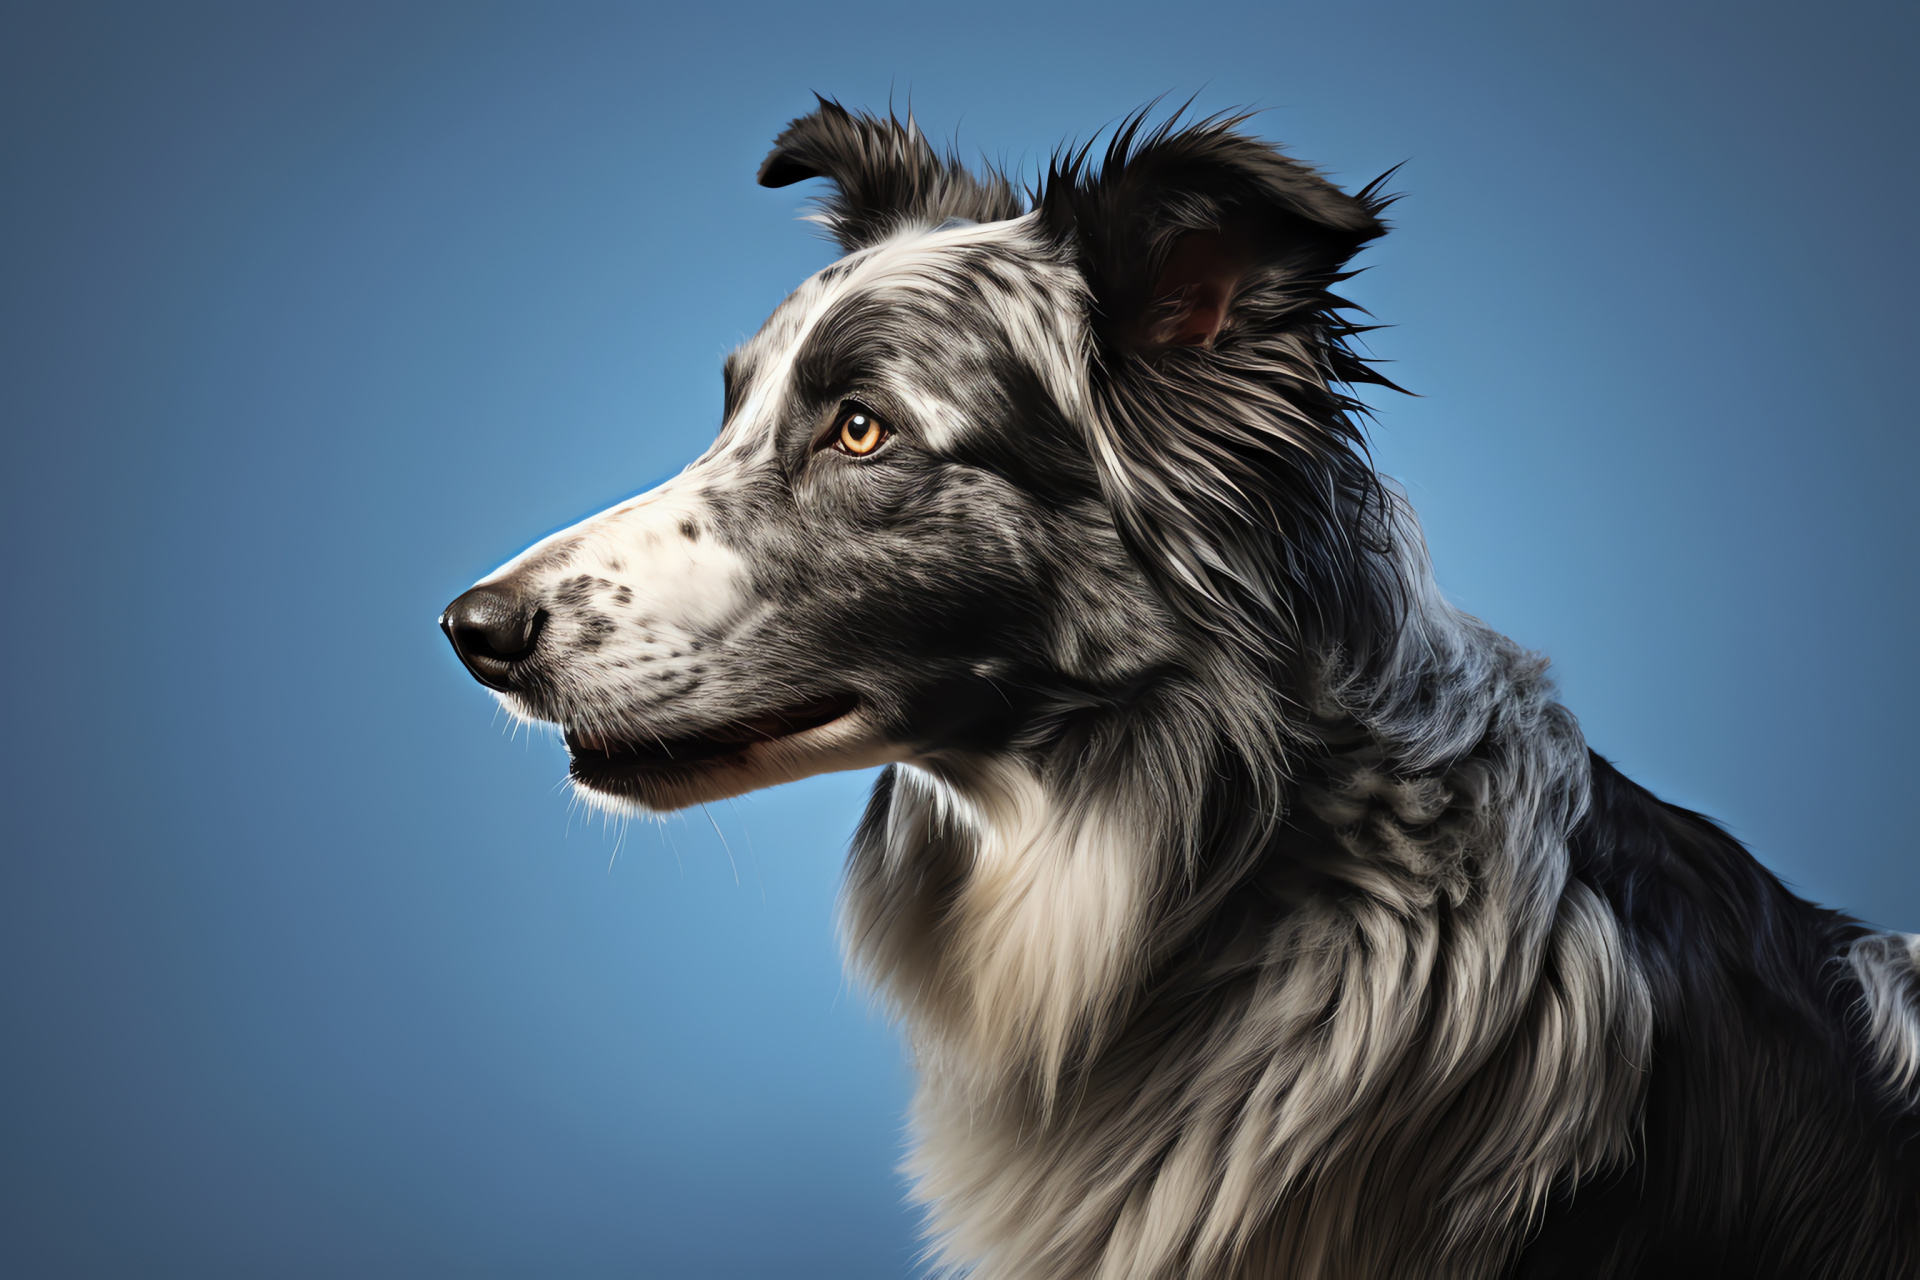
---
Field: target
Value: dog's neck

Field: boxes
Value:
[885,757,1156,1096]
[841,518,1654,1280]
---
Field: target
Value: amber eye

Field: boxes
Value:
[832,405,890,456]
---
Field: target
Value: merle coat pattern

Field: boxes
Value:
[441,102,1920,1278]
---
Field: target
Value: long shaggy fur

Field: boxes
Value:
[448,101,1920,1278]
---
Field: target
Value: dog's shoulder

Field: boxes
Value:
[1513,751,1920,1278]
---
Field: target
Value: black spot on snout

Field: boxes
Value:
[553,575,598,609]
[679,520,701,542]
[577,612,617,650]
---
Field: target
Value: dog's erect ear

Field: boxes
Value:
[1032,112,1404,700]
[758,98,1026,252]
[1040,112,1389,360]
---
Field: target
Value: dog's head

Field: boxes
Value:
[442,102,1391,812]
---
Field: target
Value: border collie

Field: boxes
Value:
[441,102,1920,1278]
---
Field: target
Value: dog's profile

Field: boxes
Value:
[441,102,1920,1278]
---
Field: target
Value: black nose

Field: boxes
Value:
[440,583,546,691]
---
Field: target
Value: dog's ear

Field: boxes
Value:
[1033,113,1404,702]
[1040,113,1388,361]
[758,98,1025,252]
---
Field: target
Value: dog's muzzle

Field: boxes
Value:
[440,581,545,691]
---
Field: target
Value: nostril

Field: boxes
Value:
[440,584,547,689]
[452,612,543,662]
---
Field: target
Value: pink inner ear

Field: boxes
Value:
[1145,231,1252,351]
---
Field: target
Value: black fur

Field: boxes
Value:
[759,96,1024,250]
[1515,754,1920,1278]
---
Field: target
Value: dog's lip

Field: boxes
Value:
[562,695,862,771]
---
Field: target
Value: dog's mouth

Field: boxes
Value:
[563,694,862,786]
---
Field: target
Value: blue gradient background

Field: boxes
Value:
[2,3,1914,1276]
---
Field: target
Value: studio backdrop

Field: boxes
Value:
[2,3,1913,1276]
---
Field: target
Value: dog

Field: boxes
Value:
[440,102,1920,1279]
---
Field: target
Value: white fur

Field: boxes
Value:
[1847,930,1920,1104]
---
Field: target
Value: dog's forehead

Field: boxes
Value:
[713,215,1086,458]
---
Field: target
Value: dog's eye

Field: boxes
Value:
[831,405,890,457]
